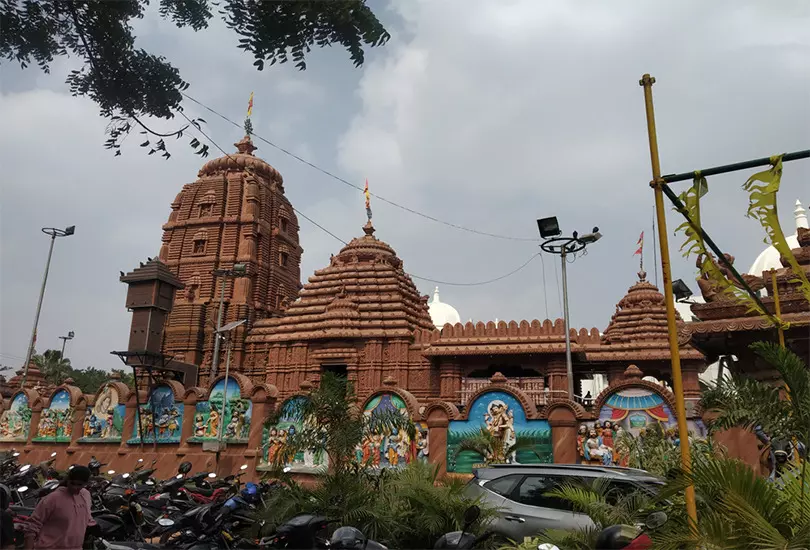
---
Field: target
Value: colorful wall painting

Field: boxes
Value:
[0,393,32,442]
[127,385,184,444]
[356,393,428,470]
[188,377,251,444]
[577,387,677,466]
[447,391,552,473]
[597,387,675,436]
[33,390,73,443]
[258,396,328,473]
[79,385,126,443]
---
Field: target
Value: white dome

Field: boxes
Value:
[428,287,461,328]
[747,199,807,276]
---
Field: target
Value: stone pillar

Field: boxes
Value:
[439,361,461,402]
[548,406,578,464]
[426,406,450,478]
[119,391,145,456]
[681,362,702,401]
[25,393,43,454]
[546,359,569,401]
[66,396,88,454]
[177,390,203,456]
[244,388,276,471]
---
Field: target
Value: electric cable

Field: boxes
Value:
[181,92,540,242]
[178,110,545,288]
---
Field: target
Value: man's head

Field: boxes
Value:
[65,465,91,494]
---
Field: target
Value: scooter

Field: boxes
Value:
[433,505,492,549]
[592,511,668,550]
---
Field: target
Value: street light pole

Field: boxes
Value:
[209,277,227,381]
[560,247,574,399]
[208,263,248,381]
[538,218,601,402]
[59,331,75,358]
[21,226,75,388]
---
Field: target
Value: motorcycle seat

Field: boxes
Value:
[187,485,217,497]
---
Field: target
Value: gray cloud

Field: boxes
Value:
[1,0,808,373]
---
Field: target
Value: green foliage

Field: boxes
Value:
[701,342,810,448]
[258,461,493,549]
[499,342,810,550]
[32,349,132,394]
[268,372,414,474]
[653,458,810,549]
[111,368,135,387]
[615,422,725,478]
[0,0,389,156]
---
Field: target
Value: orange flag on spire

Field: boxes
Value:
[633,231,644,256]
[247,92,254,117]
[364,179,372,221]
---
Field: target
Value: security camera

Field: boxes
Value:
[578,230,602,244]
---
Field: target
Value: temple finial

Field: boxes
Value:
[235,135,256,155]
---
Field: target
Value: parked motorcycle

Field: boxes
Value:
[593,511,668,550]
[433,506,492,550]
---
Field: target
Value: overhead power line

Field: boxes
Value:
[181,93,540,243]
[178,111,544,288]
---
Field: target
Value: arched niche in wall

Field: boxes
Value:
[79,381,131,443]
[0,390,36,443]
[33,384,83,443]
[127,380,185,444]
[358,390,429,470]
[188,374,253,444]
[447,388,552,474]
[257,394,327,473]
[582,365,691,467]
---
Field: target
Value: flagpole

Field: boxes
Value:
[652,205,659,286]
[639,73,698,530]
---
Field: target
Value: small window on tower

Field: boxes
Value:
[199,203,213,217]
[193,239,206,255]
[280,218,288,232]
[279,251,289,266]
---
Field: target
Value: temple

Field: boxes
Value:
[2,135,807,478]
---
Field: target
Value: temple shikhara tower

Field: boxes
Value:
[159,136,302,377]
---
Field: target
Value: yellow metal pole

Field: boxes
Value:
[771,270,801,468]
[770,269,786,348]
[639,74,699,528]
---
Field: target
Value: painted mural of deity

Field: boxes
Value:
[356,393,428,470]
[0,393,32,442]
[33,390,73,443]
[447,391,552,473]
[79,385,126,443]
[188,377,251,444]
[258,396,328,472]
[128,385,184,444]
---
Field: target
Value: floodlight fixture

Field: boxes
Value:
[537,217,561,238]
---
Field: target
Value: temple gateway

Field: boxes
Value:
[2,136,808,478]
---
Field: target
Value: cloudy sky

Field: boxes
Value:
[1,0,808,373]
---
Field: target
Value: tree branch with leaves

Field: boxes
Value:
[1,0,389,157]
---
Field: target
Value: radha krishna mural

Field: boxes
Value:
[356,393,428,469]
